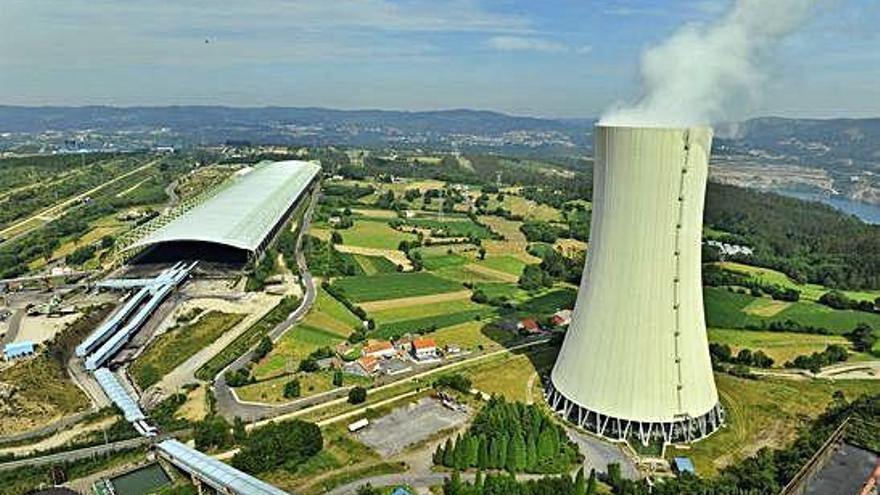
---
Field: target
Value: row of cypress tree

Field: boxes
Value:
[433,397,579,473]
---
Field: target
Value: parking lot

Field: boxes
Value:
[355,397,470,456]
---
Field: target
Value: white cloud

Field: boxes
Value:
[487,36,568,53]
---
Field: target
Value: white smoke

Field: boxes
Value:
[600,0,817,128]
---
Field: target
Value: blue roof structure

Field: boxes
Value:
[673,457,696,475]
[156,440,289,495]
[391,488,414,495]
[94,368,146,422]
[3,341,34,360]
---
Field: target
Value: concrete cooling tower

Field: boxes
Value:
[547,125,724,445]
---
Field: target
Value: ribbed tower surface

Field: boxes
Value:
[548,125,723,444]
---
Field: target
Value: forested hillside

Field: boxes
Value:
[704,183,880,290]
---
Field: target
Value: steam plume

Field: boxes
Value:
[600,0,817,127]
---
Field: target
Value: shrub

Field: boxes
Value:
[348,386,367,404]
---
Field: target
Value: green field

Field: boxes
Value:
[235,370,372,404]
[352,254,399,275]
[132,311,245,388]
[300,288,363,337]
[517,287,578,315]
[431,320,518,351]
[705,287,880,334]
[707,328,855,365]
[195,296,300,381]
[371,298,485,324]
[419,252,469,270]
[465,346,559,402]
[394,218,493,239]
[717,261,880,303]
[253,325,345,380]
[339,220,416,250]
[473,255,528,277]
[674,374,880,476]
[372,308,498,340]
[331,272,463,302]
[433,264,515,284]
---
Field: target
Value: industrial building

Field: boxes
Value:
[548,125,723,444]
[124,160,320,263]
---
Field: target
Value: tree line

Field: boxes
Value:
[434,397,580,474]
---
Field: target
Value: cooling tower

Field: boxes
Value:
[547,125,723,444]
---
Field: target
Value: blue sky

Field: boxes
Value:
[1,0,877,118]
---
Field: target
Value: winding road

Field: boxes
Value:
[213,186,321,421]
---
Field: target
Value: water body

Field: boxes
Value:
[778,191,880,225]
[111,463,171,495]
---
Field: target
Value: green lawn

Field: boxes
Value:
[132,311,245,388]
[705,287,880,334]
[331,272,463,302]
[707,328,856,366]
[253,325,345,380]
[340,220,416,250]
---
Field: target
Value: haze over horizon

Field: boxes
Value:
[2,0,878,120]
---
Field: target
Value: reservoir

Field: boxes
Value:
[780,191,880,225]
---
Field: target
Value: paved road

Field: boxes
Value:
[242,338,550,428]
[0,435,157,472]
[0,309,24,345]
[214,186,321,420]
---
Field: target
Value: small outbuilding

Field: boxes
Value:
[3,341,35,361]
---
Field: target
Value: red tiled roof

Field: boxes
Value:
[412,338,436,350]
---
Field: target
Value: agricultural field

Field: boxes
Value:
[369,296,487,324]
[472,255,527,277]
[704,287,880,334]
[352,254,399,275]
[706,328,857,365]
[131,311,246,389]
[674,374,880,476]
[371,307,497,340]
[430,320,518,352]
[477,215,541,263]
[252,325,345,380]
[393,217,494,240]
[716,261,880,303]
[334,219,416,250]
[302,288,363,337]
[330,272,463,302]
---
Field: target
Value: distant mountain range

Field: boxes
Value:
[1,104,878,160]
[0,105,594,153]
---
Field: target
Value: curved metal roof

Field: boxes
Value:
[128,160,320,253]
